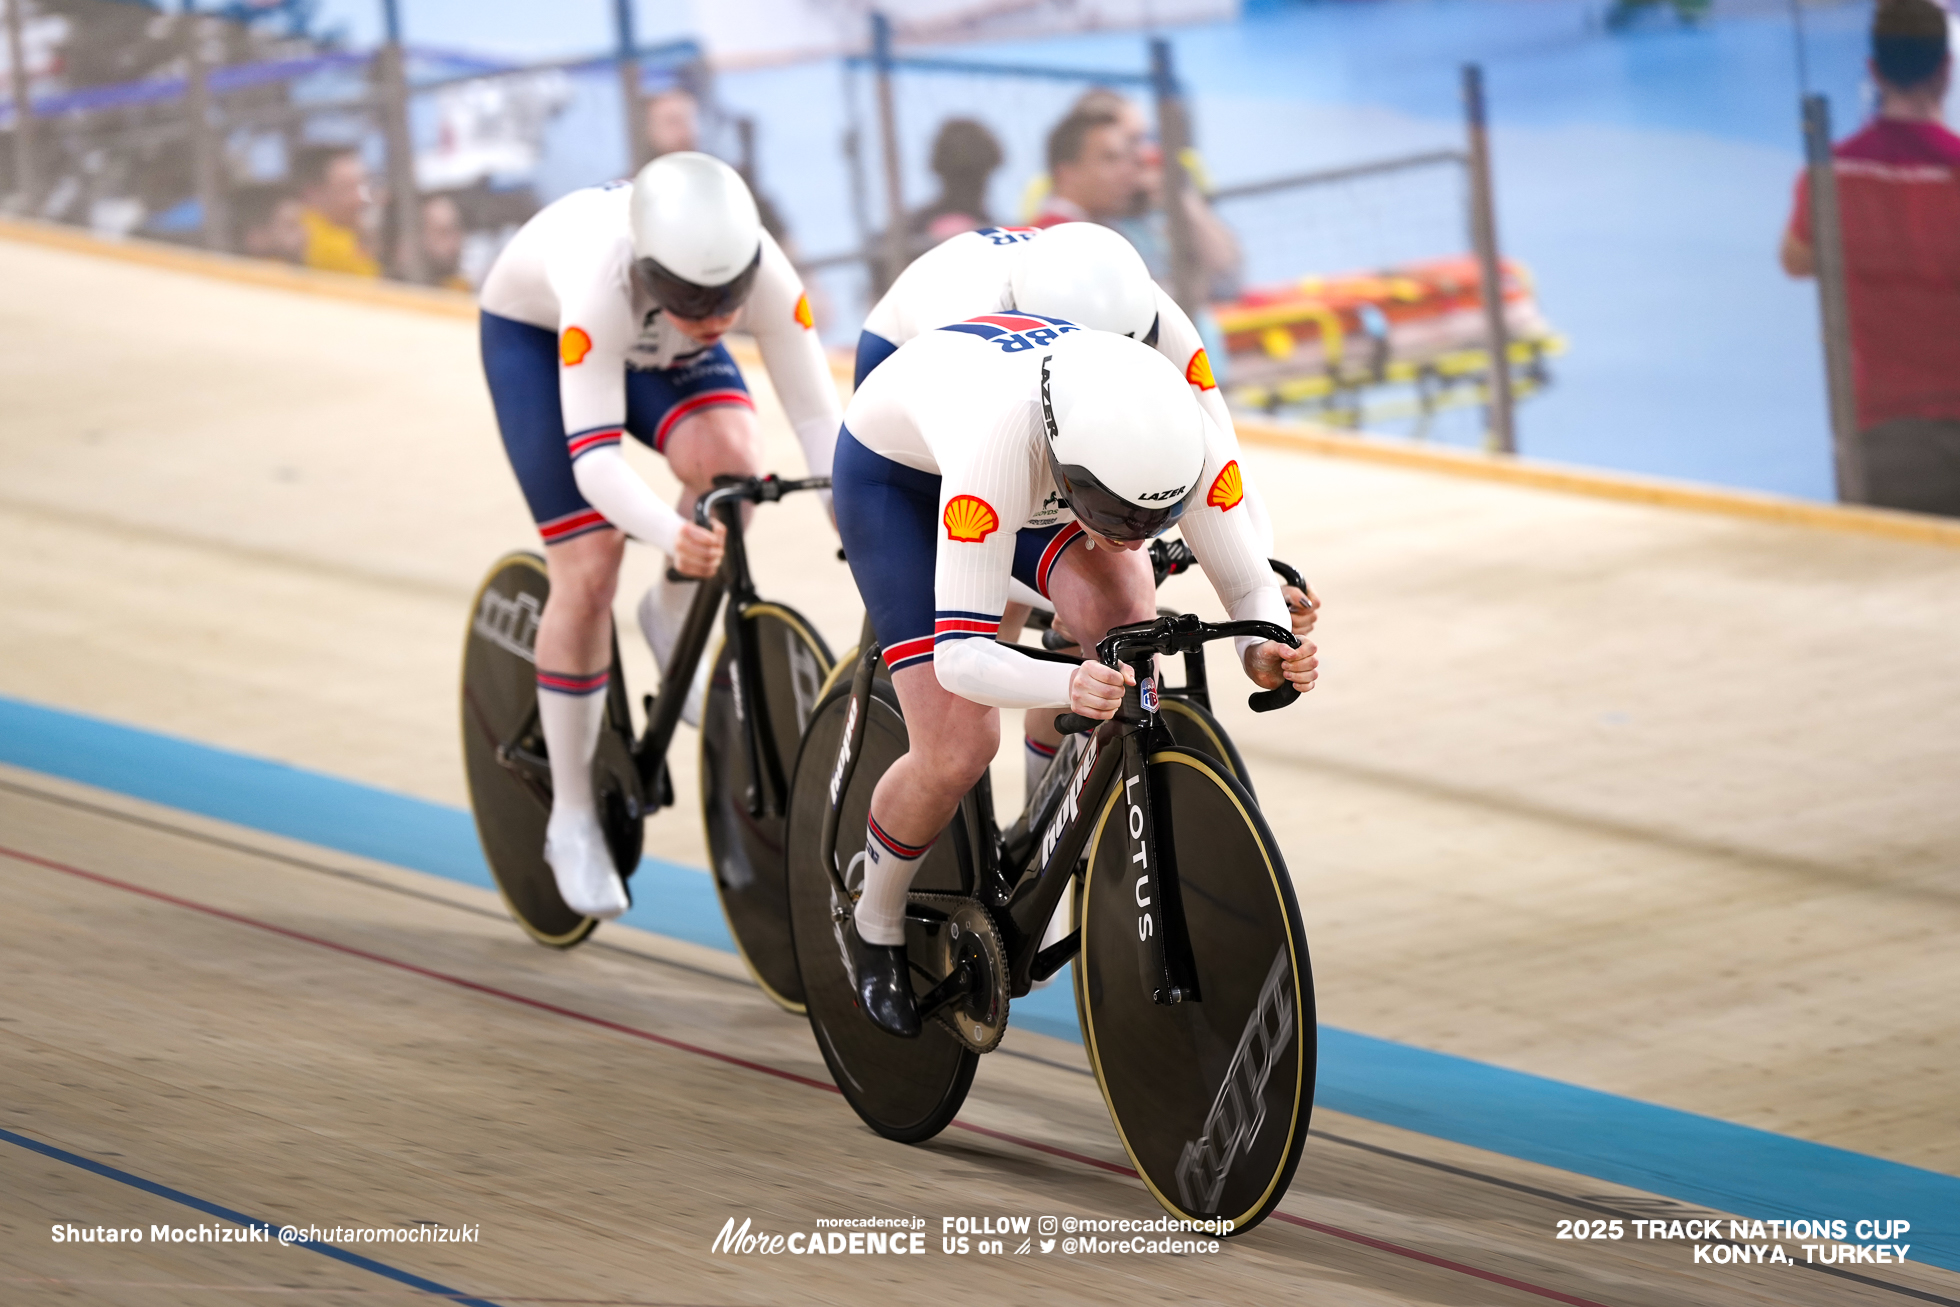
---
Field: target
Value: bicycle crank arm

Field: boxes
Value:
[912,966,974,1023]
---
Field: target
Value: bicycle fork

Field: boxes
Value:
[1117,671,1203,1006]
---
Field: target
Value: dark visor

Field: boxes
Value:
[1138,312,1160,349]
[1052,459,1196,542]
[634,246,762,320]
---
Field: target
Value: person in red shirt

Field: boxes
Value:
[1781,0,1960,517]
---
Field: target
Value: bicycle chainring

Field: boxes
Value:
[911,893,1010,1053]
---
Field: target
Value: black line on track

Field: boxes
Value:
[0,775,756,992]
[12,774,1957,1305]
[1309,1129,1960,1306]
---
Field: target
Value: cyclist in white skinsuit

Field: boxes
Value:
[478,153,840,921]
[830,323,1318,1036]
[853,220,1316,807]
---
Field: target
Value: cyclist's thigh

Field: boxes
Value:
[480,311,605,546]
[832,429,940,675]
[1044,531,1156,647]
[623,342,756,460]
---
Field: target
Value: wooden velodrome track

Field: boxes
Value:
[4,227,1959,1306]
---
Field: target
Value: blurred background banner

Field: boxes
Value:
[7,0,1953,510]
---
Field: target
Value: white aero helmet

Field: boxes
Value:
[1039,332,1204,542]
[1010,221,1160,346]
[629,151,763,318]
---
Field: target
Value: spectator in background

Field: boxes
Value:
[1781,0,1960,517]
[418,193,472,291]
[1031,107,1138,229]
[908,117,1004,245]
[645,87,700,159]
[234,186,307,265]
[293,145,380,278]
[1033,95,1240,301]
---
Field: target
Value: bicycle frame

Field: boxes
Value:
[819,612,1298,1013]
[633,474,831,818]
[496,474,830,824]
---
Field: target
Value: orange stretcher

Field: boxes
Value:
[1213,255,1564,411]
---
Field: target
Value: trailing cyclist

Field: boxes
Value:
[477,152,840,921]
[831,321,1318,1037]
[853,219,1315,804]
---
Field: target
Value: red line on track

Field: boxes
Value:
[5,841,1616,1307]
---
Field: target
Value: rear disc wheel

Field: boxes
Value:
[461,552,640,948]
[786,674,979,1143]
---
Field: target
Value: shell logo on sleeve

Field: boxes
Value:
[793,293,815,330]
[1185,348,1217,391]
[560,326,594,366]
[943,495,1001,543]
[1206,460,1244,511]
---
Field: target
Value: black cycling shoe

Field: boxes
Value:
[850,924,920,1039]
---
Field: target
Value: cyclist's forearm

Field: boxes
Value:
[1181,504,1289,660]
[935,639,1072,710]
[570,447,683,555]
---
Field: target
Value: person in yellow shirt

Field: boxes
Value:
[294,145,381,278]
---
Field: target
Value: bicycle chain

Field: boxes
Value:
[908,893,1010,1054]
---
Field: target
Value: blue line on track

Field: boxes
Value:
[6,693,1959,1272]
[0,1125,504,1306]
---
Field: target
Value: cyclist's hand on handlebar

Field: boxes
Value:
[1244,637,1317,694]
[1283,583,1321,636]
[1069,660,1133,720]
[672,519,727,579]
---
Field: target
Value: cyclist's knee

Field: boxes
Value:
[544,533,623,620]
[666,405,762,489]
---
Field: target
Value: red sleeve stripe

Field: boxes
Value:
[932,616,1001,644]
[653,389,756,451]
[566,428,623,459]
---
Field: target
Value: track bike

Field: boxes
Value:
[784,611,1316,1234]
[460,475,833,1009]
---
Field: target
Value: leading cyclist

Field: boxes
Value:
[833,322,1318,1037]
[478,152,840,921]
[854,220,1316,806]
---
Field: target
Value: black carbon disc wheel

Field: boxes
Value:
[1158,694,1254,798]
[460,552,639,949]
[1075,747,1315,1234]
[786,674,979,1144]
[700,602,832,1012]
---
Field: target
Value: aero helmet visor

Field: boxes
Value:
[1048,459,1194,541]
[633,246,763,320]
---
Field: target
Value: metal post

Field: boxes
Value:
[1803,93,1864,503]
[377,0,422,280]
[182,4,227,250]
[614,0,644,172]
[1462,63,1517,455]
[1151,38,1205,316]
[871,11,906,293]
[5,0,37,211]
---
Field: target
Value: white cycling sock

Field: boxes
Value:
[636,573,699,678]
[537,668,608,817]
[1024,733,1058,812]
[853,813,934,946]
